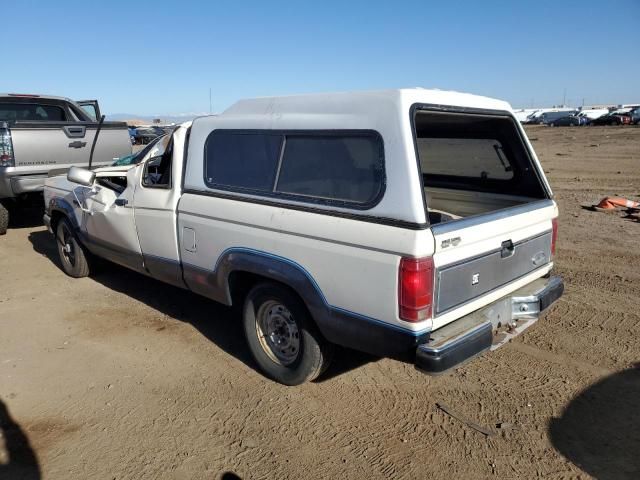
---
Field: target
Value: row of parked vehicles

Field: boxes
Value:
[2,89,564,385]
[514,106,640,127]
[128,125,176,145]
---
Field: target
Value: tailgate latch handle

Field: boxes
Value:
[501,240,515,258]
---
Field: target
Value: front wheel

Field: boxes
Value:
[56,219,91,278]
[242,283,333,385]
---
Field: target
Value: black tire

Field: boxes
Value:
[55,218,90,278]
[0,201,8,235]
[242,282,333,385]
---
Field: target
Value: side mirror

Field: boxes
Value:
[67,166,95,187]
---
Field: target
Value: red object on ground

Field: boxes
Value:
[595,197,640,210]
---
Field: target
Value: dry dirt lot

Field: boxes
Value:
[1,126,639,480]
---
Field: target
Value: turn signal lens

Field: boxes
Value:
[399,257,434,322]
[0,122,15,168]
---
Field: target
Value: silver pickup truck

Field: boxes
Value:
[0,94,131,234]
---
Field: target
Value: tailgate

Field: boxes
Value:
[431,200,556,327]
[11,121,131,170]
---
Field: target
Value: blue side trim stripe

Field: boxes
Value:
[213,246,431,336]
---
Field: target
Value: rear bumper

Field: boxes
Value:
[0,172,47,198]
[415,275,564,374]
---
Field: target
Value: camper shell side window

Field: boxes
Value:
[203,130,386,209]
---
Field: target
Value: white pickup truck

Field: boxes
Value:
[43,89,563,385]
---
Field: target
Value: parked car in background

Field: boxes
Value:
[522,109,546,124]
[112,134,169,166]
[43,89,563,385]
[630,107,640,125]
[512,109,539,123]
[133,126,165,144]
[161,125,178,134]
[577,108,609,120]
[128,126,137,144]
[591,108,633,126]
[0,93,131,235]
[523,109,575,125]
[540,110,578,125]
[549,113,590,127]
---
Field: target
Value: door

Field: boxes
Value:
[82,167,144,272]
[132,132,185,288]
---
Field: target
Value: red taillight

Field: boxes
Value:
[399,257,434,322]
[551,217,558,257]
[0,122,15,168]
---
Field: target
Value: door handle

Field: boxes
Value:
[63,125,87,138]
[501,240,515,258]
[114,198,128,207]
[68,141,87,149]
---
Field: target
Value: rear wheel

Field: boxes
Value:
[0,201,8,235]
[56,218,90,278]
[242,283,333,385]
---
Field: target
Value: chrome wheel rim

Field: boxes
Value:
[255,300,300,366]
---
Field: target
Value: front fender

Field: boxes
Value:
[48,196,80,232]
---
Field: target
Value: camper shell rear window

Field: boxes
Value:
[412,107,548,199]
[203,130,385,209]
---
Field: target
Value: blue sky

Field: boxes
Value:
[3,0,638,115]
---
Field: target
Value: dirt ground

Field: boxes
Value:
[1,126,639,480]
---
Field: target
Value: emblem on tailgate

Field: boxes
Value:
[471,273,480,285]
[441,236,461,248]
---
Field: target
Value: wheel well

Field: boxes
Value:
[49,210,66,232]
[228,271,307,311]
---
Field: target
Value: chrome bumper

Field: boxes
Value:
[415,275,564,374]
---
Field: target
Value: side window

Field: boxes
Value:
[142,136,173,188]
[202,130,385,208]
[204,132,282,191]
[0,103,65,122]
[275,135,384,204]
[97,176,127,194]
[80,104,98,121]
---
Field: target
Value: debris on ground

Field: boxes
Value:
[436,403,495,437]
[495,422,518,431]
[582,196,640,222]
[591,196,639,210]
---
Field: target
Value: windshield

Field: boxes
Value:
[113,134,169,166]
